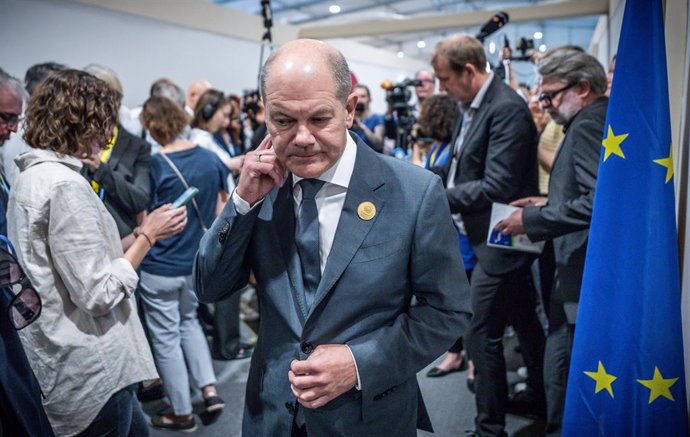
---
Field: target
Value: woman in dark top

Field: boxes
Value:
[139,96,228,432]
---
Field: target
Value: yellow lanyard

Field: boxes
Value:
[427,141,448,168]
[91,127,118,196]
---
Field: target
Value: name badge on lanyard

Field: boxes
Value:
[90,126,118,200]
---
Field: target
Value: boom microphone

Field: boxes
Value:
[476,11,509,42]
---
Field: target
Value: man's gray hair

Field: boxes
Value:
[538,50,607,95]
[260,44,352,104]
[0,68,26,100]
[151,80,186,108]
[83,63,123,95]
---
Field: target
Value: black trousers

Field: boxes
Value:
[544,318,574,437]
[448,268,473,354]
[465,263,546,437]
[212,292,242,358]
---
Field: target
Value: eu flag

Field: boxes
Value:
[562,0,689,434]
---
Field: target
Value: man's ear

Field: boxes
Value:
[576,80,592,99]
[463,63,476,79]
[345,93,357,128]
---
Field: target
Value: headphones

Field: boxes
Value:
[201,92,224,121]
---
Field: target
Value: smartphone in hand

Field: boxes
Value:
[172,187,199,208]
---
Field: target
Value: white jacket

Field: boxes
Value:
[7,149,157,436]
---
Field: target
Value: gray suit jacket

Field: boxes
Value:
[194,135,471,437]
[444,77,539,275]
[523,97,608,323]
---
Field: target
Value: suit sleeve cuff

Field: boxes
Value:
[232,188,264,215]
[345,344,362,391]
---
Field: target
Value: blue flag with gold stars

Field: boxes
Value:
[562,0,689,434]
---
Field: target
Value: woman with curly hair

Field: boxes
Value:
[8,69,187,437]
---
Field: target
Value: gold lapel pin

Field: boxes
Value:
[357,201,376,221]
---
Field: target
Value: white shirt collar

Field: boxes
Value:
[292,132,356,189]
[464,71,494,112]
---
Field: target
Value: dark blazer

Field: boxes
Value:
[82,127,151,238]
[0,300,54,436]
[523,97,608,320]
[444,77,539,275]
[194,135,471,437]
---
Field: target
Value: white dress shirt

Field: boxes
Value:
[233,133,357,266]
[447,72,495,232]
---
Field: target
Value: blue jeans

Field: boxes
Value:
[75,385,148,437]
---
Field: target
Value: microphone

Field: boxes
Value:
[476,11,509,42]
[261,0,272,27]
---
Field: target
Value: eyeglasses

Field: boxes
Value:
[0,247,42,330]
[0,112,23,126]
[538,82,577,106]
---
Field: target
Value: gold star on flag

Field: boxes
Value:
[602,125,628,161]
[653,146,674,183]
[637,367,678,403]
[584,361,617,398]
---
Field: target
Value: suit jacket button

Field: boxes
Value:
[301,341,314,354]
[218,222,230,243]
[284,401,295,414]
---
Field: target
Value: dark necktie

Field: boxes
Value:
[295,179,325,310]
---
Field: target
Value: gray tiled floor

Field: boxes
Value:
[146,334,544,437]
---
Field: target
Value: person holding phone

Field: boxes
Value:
[138,96,229,432]
[8,69,188,437]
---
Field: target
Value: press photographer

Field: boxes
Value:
[380,77,421,157]
[351,84,385,152]
[241,89,266,150]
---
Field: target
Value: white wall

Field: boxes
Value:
[2,0,427,114]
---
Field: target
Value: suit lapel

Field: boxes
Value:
[273,175,310,323]
[308,141,385,317]
[456,78,497,164]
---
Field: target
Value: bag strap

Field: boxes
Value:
[158,152,208,233]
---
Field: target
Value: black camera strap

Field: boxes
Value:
[158,153,208,234]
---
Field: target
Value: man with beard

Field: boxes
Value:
[496,48,608,436]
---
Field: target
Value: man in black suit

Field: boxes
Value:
[496,49,608,436]
[432,35,546,437]
[80,64,151,240]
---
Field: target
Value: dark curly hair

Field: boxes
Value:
[418,94,458,143]
[140,96,190,146]
[23,69,120,157]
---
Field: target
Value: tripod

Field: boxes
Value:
[257,0,274,89]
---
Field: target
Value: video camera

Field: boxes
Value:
[507,37,535,62]
[382,78,422,111]
[242,89,261,114]
[380,78,422,151]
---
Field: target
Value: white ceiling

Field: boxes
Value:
[210,0,601,64]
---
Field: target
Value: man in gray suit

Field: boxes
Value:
[432,35,546,437]
[194,39,471,437]
[496,49,608,436]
